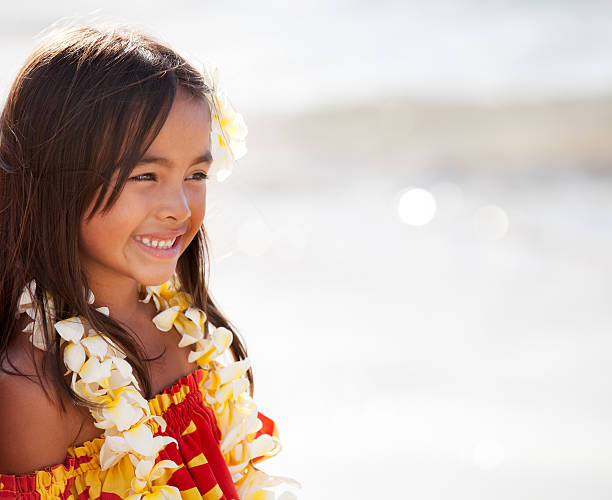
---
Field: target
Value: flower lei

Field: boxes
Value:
[18,275,299,499]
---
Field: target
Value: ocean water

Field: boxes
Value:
[2,2,612,499]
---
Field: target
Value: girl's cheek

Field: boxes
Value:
[189,190,206,223]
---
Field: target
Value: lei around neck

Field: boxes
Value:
[18,275,299,499]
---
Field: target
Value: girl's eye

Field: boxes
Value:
[129,173,156,182]
[188,171,209,181]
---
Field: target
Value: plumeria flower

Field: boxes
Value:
[188,326,233,366]
[92,386,150,431]
[151,304,206,348]
[140,279,185,311]
[236,466,301,500]
[99,417,176,470]
[219,394,262,456]
[203,64,248,182]
[202,358,250,403]
[127,457,181,500]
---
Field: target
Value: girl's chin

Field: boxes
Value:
[133,267,177,287]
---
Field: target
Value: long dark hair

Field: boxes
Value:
[0,25,252,409]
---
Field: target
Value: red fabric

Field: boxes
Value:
[152,369,240,499]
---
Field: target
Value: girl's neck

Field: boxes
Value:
[87,274,149,326]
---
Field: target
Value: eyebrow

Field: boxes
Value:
[137,151,213,167]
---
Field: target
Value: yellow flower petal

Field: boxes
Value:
[168,292,192,310]
[175,315,204,347]
[146,485,182,500]
[131,477,148,494]
[149,460,179,482]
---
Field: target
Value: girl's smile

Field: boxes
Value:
[132,232,183,257]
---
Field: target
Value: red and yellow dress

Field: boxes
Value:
[0,369,284,499]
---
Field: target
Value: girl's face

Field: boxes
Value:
[79,90,211,288]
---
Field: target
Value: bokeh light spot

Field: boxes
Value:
[397,188,437,226]
[472,204,509,241]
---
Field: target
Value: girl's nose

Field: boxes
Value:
[156,186,192,223]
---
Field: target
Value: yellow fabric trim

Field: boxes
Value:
[179,486,204,500]
[181,420,198,436]
[148,383,193,416]
[186,453,208,468]
[202,484,223,500]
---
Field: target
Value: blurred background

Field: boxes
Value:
[2,1,611,498]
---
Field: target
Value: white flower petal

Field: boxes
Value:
[96,306,110,316]
[134,458,156,479]
[64,342,86,372]
[123,423,155,456]
[54,317,84,343]
[79,356,111,383]
[112,357,133,378]
[103,396,146,431]
[81,334,108,359]
[248,434,276,460]
[150,435,178,457]
[99,435,130,470]
[30,324,48,351]
[152,306,180,332]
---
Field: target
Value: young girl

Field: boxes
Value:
[0,25,297,500]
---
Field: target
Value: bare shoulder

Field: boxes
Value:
[0,335,83,475]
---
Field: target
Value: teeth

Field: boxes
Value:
[135,236,176,249]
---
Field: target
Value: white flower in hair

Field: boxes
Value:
[203,65,248,182]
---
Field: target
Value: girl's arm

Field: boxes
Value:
[0,342,81,475]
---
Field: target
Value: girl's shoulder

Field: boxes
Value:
[0,333,84,475]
